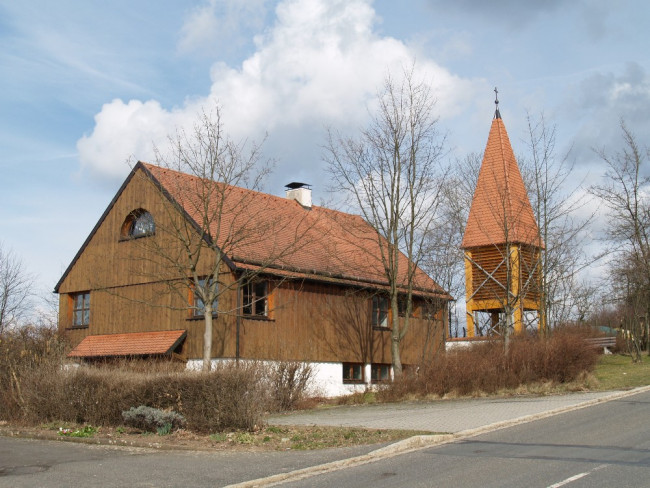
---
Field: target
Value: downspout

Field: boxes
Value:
[236,274,242,363]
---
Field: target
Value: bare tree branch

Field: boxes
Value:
[324,65,447,375]
[0,243,34,333]
[590,120,650,361]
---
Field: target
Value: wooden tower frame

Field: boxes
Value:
[461,94,544,338]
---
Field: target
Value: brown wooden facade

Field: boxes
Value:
[56,165,448,366]
[464,244,542,336]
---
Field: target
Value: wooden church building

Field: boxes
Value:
[461,94,543,337]
[55,162,451,396]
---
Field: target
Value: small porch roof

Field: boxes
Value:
[67,330,186,358]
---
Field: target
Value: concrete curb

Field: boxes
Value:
[225,386,650,488]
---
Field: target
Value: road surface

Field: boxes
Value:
[277,390,650,488]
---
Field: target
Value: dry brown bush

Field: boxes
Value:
[2,336,313,432]
[379,329,599,402]
[267,361,313,411]
[8,362,269,432]
[0,325,67,420]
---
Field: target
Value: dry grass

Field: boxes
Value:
[0,326,614,435]
[0,423,426,451]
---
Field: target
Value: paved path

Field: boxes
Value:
[268,391,622,433]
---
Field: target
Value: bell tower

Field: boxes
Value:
[461,90,544,337]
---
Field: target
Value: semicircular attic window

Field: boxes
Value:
[121,209,155,239]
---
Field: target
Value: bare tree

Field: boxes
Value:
[590,120,650,361]
[0,244,34,334]
[325,66,447,376]
[126,106,309,371]
[421,152,480,337]
[522,112,596,331]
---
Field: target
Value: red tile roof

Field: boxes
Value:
[461,116,542,249]
[142,163,448,297]
[68,330,186,358]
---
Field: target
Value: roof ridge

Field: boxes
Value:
[142,161,370,224]
[142,161,302,208]
[497,118,516,237]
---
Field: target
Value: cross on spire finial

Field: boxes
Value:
[494,86,501,119]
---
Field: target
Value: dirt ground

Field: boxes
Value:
[0,421,424,452]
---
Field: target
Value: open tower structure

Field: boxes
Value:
[461,93,544,337]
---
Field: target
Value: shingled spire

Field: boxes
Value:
[461,96,540,249]
[461,93,543,338]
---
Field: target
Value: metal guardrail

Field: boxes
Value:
[584,337,617,349]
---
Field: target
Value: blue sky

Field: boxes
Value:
[1,0,649,303]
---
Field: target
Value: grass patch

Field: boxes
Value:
[204,426,431,450]
[336,391,378,405]
[58,425,97,438]
[271,426,429,450]
[592,354,650,390]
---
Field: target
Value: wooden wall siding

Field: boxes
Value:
[237,280,445,365]
[58,167,446,364]
[469,244,541,304]
[57,168,215,294]
[519,246,541,303]
[61,270,444,363]
[58,167,237,358]
[470,245,509,302]
[60,273,238,360]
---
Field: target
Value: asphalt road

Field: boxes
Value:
[0,439,379,488]
[1,390,648,487]
[278,390,650,488]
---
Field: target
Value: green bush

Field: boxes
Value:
[122,405,185,433]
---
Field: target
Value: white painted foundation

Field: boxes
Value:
[445,338,491,351]
[186,359,389,398]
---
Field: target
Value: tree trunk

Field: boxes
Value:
[203,307,213,371]
[391,291,402,377]
[391,334,402,377]
[503,306,513,352]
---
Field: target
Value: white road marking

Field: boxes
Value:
[547,464,608,488]
[547,472,590,487]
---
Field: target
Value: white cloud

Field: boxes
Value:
[77,99,195,177]
[564,62,650,166]
[77,0,478,181]
[177,0,268,57]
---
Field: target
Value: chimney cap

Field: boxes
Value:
[285,182,311,190]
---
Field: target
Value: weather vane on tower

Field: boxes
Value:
[494,86,501,119]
